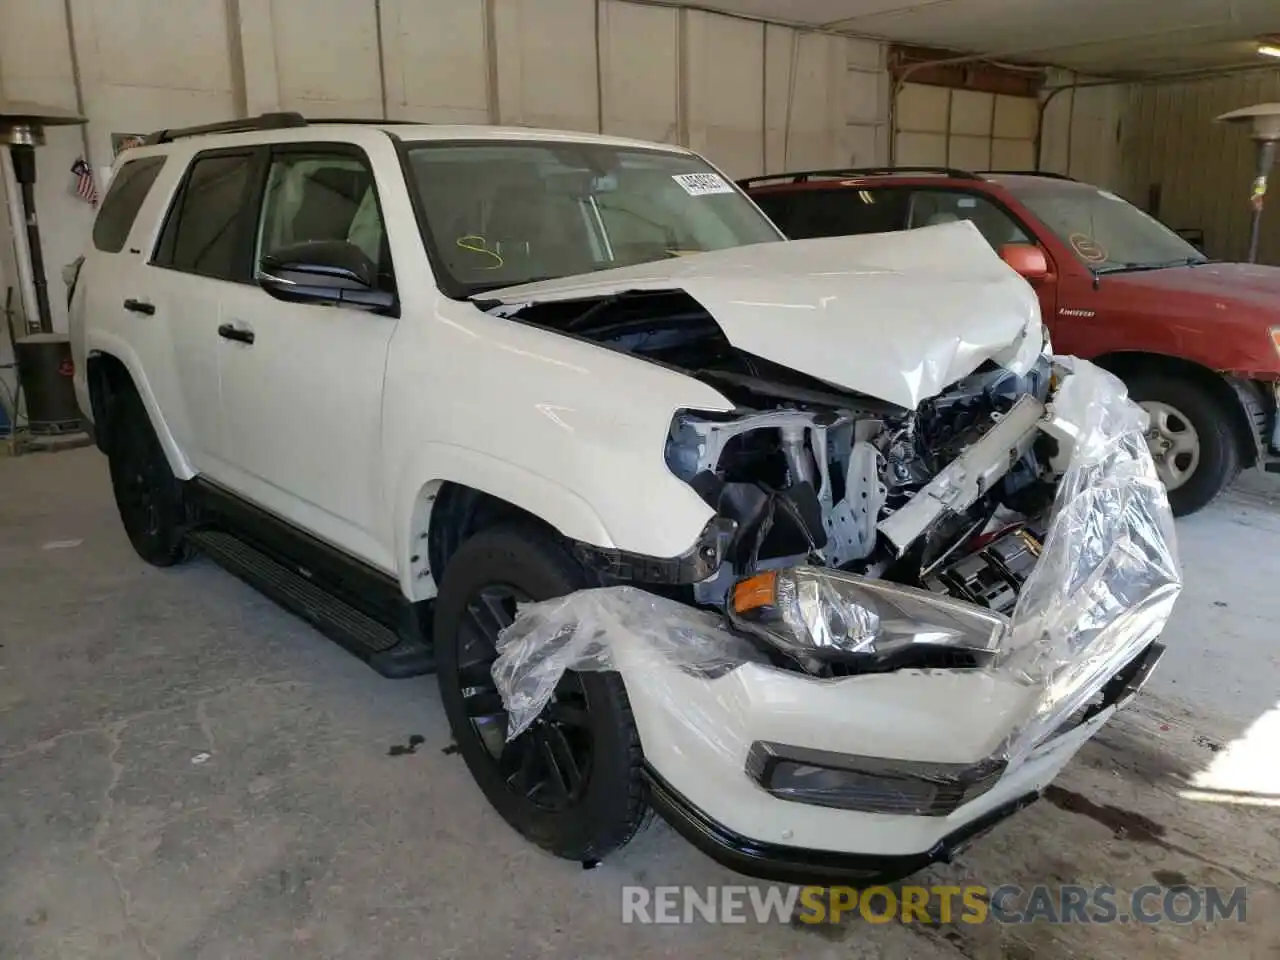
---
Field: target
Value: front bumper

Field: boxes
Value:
[640,641,1164,885]
[648,767,1039,886]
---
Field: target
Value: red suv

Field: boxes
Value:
[741,167,1280,515]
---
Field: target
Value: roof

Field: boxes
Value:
[132,112,692,155]
[370,123,691,153]
[982,172,1098,191]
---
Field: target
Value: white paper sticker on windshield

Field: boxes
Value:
[672,172,734,196]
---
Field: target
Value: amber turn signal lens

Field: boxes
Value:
[732,571,778,613]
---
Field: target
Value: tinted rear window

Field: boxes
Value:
[785,188,910,239]
[752,192,795,233]
[92,157,166,253]
[154,152,256,280]
[748,187,912,239]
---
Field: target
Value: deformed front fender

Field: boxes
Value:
[390,442,717,601]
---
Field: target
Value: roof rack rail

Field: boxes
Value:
[979,169,1078,181]
[306,117,424,126]
[142,111,308,145]
[738,166,981,187]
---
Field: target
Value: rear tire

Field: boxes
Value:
[1124,372,1241,517]
[434,524,650,862]
[106,386,195,566]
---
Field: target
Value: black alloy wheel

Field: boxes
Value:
[106,386,195,566]
[435,524,650,862]
[455,583,594,811]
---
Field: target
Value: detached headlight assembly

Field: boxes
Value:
[728,567,1008,665]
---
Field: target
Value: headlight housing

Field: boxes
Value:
[728,566,1008,664]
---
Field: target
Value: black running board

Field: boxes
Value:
[187,528,434,678]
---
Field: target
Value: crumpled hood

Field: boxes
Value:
[477,221,1044,408]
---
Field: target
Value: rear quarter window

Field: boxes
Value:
[92,157,166,253]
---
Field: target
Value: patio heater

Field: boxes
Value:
[1215,103,1280,264]
[1,101,88,435]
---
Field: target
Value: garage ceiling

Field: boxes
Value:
[688,0,1280,76]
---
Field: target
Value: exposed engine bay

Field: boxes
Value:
[473,229,1180,879]
[497,288,1061,652]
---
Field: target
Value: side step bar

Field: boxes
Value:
[187,529,435,678]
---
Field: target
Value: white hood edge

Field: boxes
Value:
[477,221,1045,409]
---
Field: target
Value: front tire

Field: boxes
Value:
[434,524,650,862]
[1124,372,1241,517]
[106,386,195,566]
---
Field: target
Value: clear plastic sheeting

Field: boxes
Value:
[492,587,767,740]
[1000,357,1181,759]
[492,357,1182,768]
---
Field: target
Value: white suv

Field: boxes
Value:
[69,114,1177,884]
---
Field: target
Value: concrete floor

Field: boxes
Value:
[1,448,1277,959]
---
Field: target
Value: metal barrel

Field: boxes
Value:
[14,333,81,433]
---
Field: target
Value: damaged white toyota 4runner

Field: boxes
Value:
[71,117,1180,885]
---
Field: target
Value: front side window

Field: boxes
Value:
[256,150,392,290]
[1003,181,1205,273]
[403,142,781,296]
[93,156,165,253]
[907,190,1030,249]
[154,152,255,279]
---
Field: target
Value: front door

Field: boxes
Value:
[215,144,399,571]
[904,188,1059,332]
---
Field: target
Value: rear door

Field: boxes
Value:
[214,142,398,571]
[146,148,264,476]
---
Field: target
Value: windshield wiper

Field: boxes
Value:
[1093,257,1210,276]
[465,275,563,296]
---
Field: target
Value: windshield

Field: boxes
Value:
[404,141,781,297]
[1002,181,1206,273]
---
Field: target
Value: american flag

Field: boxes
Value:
[71,158,98,206]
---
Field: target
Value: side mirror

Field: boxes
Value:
[258,240,396,313]
[999,243,1050,282]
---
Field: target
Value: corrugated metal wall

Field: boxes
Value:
[1038,69,1127,192]
[1123,68,1280,264]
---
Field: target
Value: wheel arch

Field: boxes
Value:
[392,448,624,602]
[1092,350,1261,467]
[83,337,194,478]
